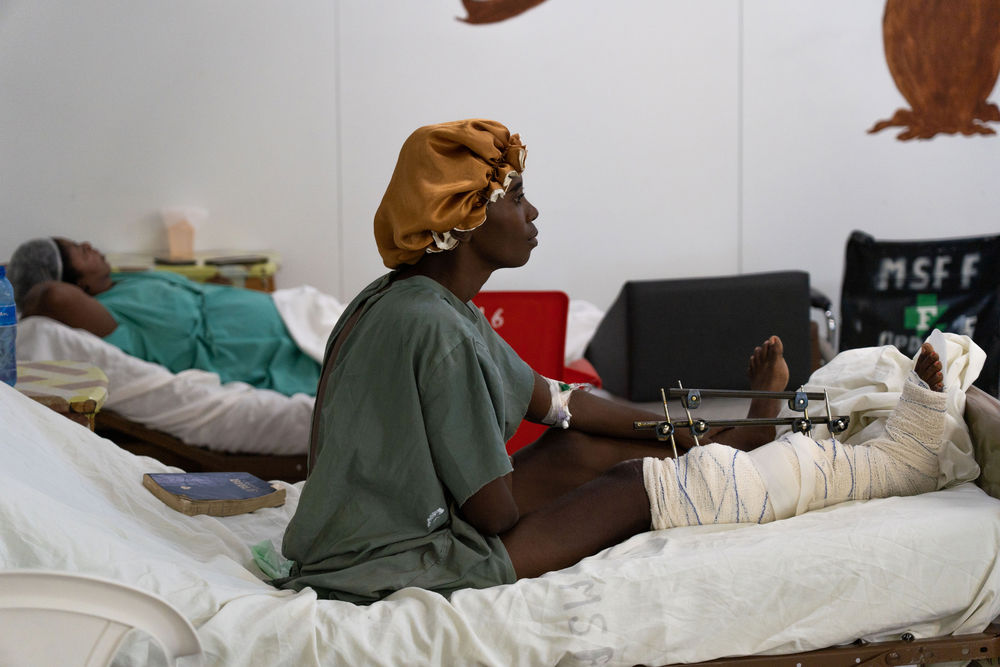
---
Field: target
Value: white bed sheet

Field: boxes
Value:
[2,383,998,667]
[15,316,313,455]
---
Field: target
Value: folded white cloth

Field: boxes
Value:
[780,332,984,488]
[565,299,604,365]
[271,285,346,364]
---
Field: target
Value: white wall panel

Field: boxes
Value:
[3,0,995,319]
[0,1,339,295]
[742,0,1000,322]
[337,0,741,308]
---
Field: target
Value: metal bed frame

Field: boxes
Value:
[95,410,307,482]
[669,621,1000,666]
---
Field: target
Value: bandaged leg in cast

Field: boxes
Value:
[643,346,947,530]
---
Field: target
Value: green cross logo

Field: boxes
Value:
[903,294,947,335]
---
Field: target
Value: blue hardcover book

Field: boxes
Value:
[143,472,285,516]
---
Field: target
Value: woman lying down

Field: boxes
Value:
[276,119,950,604]
[8,237,320,396]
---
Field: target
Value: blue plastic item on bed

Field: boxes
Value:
[0,266,17,387]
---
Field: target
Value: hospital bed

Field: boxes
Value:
[16,315,315,480]
[13,289,606,479]
[1,337,999,666]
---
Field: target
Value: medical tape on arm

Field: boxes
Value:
[540,377,588,429]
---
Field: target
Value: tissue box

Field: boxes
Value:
[161,206,206,261]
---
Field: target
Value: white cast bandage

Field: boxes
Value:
[643,378,947,529]
[643,443,774,529]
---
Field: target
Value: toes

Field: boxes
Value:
[757,336,782,360]
[749,337,785,372]
[915,342,944,390]
[916,344,938,368]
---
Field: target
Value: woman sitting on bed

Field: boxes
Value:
[277,119,949,604]
[7,237,320,396]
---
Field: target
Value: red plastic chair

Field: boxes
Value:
[472,290,601,454]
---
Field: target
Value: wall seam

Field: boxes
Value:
[334,0,345,299]
[737,0,745,275]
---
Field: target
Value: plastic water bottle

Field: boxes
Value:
[0,265,17,387]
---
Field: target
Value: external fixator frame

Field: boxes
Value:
[633,385,850,458]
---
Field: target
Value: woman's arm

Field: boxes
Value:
[524,371,684,444]
[525,371,785,453]
[21,280,118,337]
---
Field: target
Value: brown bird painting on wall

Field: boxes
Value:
[458,0,550,24]
[456,0,1000,141]
[869,0,1000,140]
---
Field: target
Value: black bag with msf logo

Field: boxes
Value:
[840,230,1000,396]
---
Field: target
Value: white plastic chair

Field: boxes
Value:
[0,570,202,667]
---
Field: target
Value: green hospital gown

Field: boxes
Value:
[278,274,534,603]
[96,271,320,396]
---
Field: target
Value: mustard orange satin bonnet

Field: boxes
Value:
[374,119,526,268]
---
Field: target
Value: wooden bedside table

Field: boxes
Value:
[15,361,109,430]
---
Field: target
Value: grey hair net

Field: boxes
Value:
[7,238,63,312]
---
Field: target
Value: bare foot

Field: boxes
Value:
[717,336,789,451]
[915,342,944,392]
[747,335,790,419]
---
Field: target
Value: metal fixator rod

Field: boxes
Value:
[661,387,678,459]
[635,415,851,431]
[823,388,850,435]
[633,383,852,440]
[664,388,827,402]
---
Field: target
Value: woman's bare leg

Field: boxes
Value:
[510,429,671,516]
[511,336,790,514]
[503,336,790,576]
[502,459,651,578]
[503,343,946,579]
[716,335,790,450]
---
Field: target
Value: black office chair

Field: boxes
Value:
[585,271,822,401]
